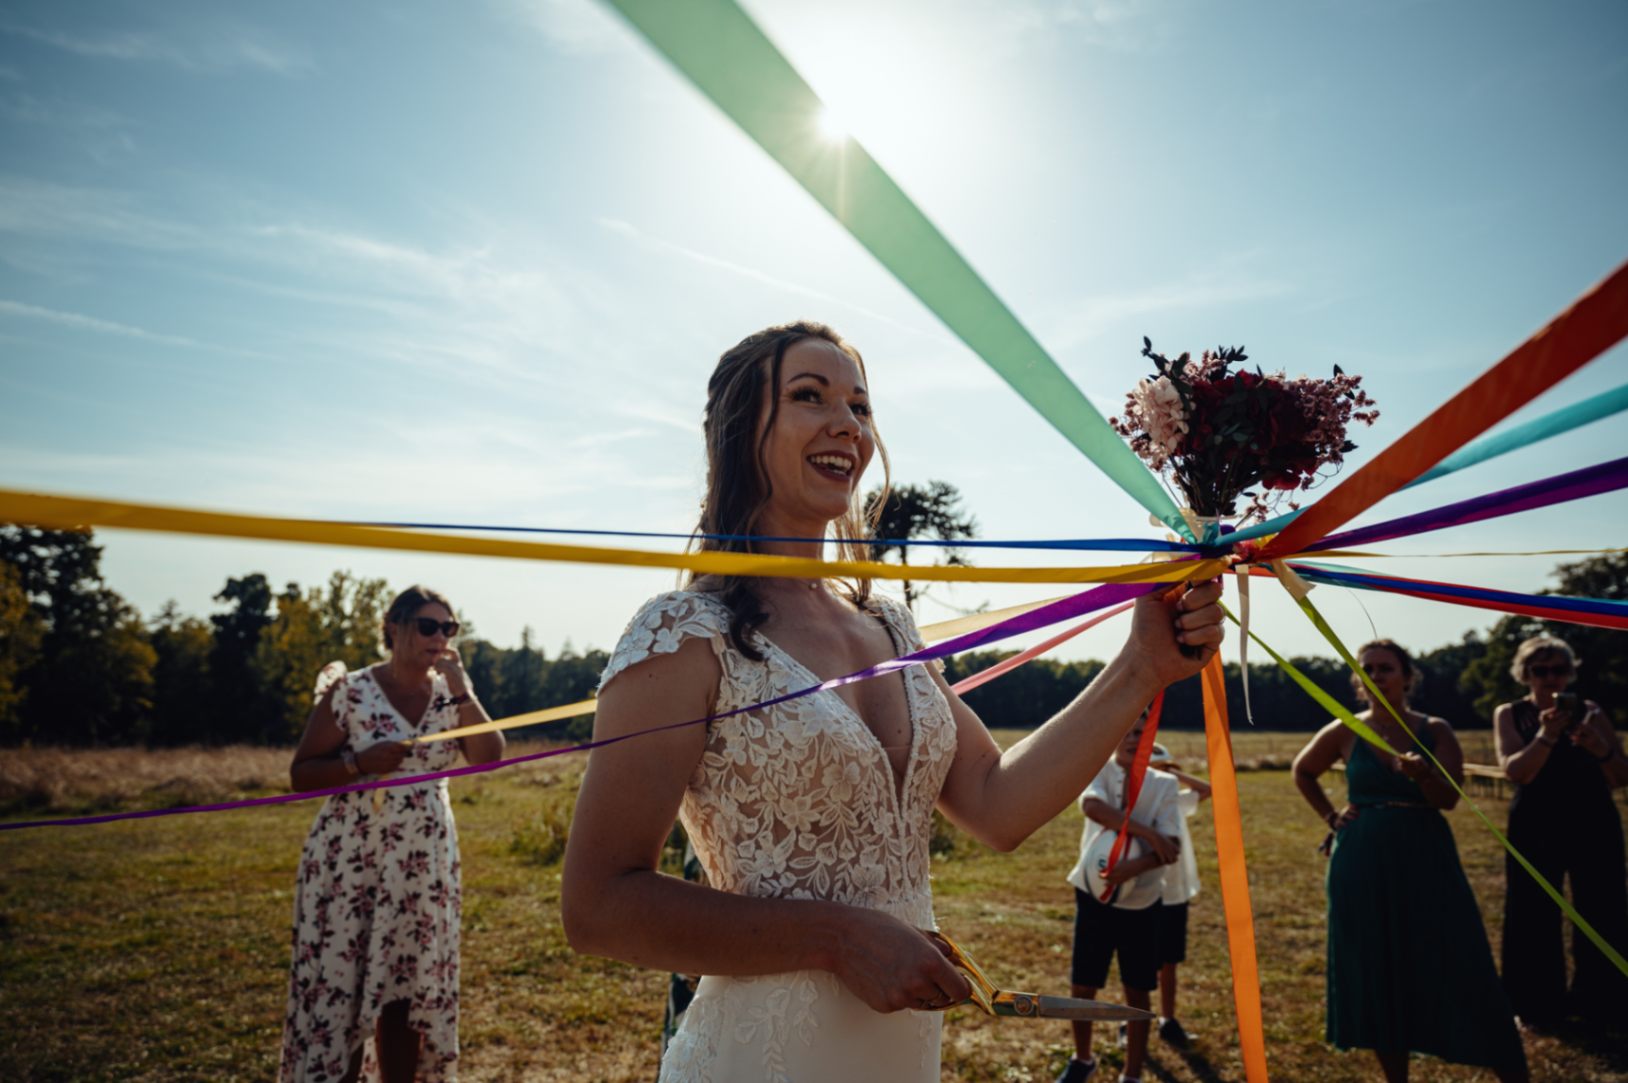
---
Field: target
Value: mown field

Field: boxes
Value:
[2,731,1625,1082]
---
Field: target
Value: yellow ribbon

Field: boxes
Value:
[0,488,1215,587]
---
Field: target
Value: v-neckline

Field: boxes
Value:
[366,665,436,733]
[752,608,920,810]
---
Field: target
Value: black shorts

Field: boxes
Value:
[1070,888,1162,992]
[1156,901,1189,966]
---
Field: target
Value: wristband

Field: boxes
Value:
[340,747,360,777]
[1596,746,1616,764]
[1535,734,1558,748]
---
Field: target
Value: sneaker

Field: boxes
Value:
[1158,1016,1190,1048]
[1116,1022,1127,1047]
[1054,1056,1098,1083]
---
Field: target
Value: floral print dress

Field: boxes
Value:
[600,590,959,1083]
[279,664,464,1082]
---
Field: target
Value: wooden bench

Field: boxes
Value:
[1462,762,1509,800]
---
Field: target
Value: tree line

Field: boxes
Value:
[2,524,1621,747]
[0,527,605,746]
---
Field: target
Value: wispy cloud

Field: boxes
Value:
[498,0,632,55]
[596,216,948,343]
[0,176,208,250]
[0,20,312,76]
[0,297,208,348]
[1047,268,1295,352]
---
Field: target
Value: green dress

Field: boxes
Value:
[1326,731,1525,1072]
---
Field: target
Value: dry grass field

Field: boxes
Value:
[2,731,1625,1082]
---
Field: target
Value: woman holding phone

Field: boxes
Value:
[1495,634,1628,1029]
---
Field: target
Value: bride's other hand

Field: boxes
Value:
[1127,576,1225,684]
[830,910,972,1014]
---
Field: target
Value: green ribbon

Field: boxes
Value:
[603,0,1191,539]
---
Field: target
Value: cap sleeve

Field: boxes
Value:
[599,590,732,694]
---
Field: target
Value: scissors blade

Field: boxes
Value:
[991,992,1157,1022]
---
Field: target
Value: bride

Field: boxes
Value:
[561,320,1224,1081]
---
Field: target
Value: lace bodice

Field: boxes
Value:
[600,590,958,922]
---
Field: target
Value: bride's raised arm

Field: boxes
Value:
[933,580,1224,852]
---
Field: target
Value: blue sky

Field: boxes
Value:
[2,0,1625,673]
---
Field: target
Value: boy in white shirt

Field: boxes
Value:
[1056,714,1182,1083]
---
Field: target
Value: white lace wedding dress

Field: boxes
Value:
[600,590,959,1083]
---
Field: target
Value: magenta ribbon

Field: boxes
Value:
[1309,455,1628,551]
[1,579,1164,832]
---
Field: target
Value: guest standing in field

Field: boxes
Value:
[1057,713,1181,1083]
[1291,639,1526,1083]
[1494,634,1628,1029]
[280,586,505,1083]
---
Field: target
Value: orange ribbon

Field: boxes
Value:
[1203,653,1270,1082]
[1099,689,1164,900]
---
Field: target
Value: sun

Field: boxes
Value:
[815,104,852,142]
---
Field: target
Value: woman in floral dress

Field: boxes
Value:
[280,586,505,1082]
[561,321,1226,1081]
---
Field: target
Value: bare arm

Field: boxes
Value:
[1291,721,1354,830]
[933,580,1225,852]
[289,681,408,791]
[1395,719,1462,810]
[1573,705,1628,787]
[559,637,970,1013]
[1164,767,1212,800]
[1496,701,1563,785]
[1080,796,1180,864]
[437,652,504,766]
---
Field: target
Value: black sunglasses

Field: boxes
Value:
[414,617,460,638]
[1528,663,1572,678]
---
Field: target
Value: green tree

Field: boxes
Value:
[254,571,392,742]
[148,601,215,745]
[495,627,546,721]
[0,561,46,737]
[209,573,277,742]
[0,527,156,744]
[865,480,979,611]
[541,643,609,742]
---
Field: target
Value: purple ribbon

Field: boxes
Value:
[2,579,1164,832]
[1309,456,1628,551]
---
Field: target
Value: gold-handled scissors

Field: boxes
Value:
[924,930,1156,1022]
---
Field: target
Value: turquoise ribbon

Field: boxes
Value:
[602,0,1191,539]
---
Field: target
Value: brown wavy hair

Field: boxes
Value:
[689,321,890,658]
[381,584,454,652]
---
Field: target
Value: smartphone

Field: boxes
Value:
[1555,692,1581,720]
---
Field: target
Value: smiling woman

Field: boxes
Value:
[559,320,1225,1082]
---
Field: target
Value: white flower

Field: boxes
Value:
[1131,375,1188,456]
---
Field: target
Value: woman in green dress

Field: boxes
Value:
[1291,639,1526,1082]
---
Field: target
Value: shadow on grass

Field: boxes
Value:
[1146,1043,1229,1083]
[1539,1015,1628,1076]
